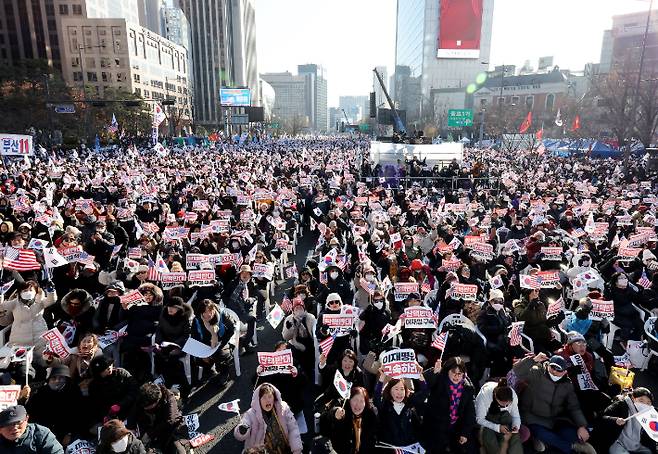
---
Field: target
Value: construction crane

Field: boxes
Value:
[372,67,407,137]
[341,108,350,124]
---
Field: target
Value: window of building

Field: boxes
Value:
[134,74,140,83]
[134,88,141,96]
[101,72,110,82]
[143,90,149,98]
[116,72,126,82]
[45,4,55,15]
[100,57,110,68]
[59,4,68,15]
[480,98,487,107]
[511,96,520,105]
[87,71,97,82]
[71,57,79,67]
[525,95,534,109]
[497,97,504,107]
[72,4,82,15]
[73,71,82,81]
[545,93,555,111]
[114,58,121,67]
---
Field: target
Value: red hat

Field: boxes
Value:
[292,297,305,310]
[410,259,423,271]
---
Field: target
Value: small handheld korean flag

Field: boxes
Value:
[218,399,241,414]
[636,408,658,442]
[44,247,69,268]
[489,274,504,289]
[333,370,352,400]
[266,304,285,329]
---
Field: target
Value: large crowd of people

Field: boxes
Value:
[0,136,657,454]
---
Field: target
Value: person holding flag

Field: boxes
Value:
[477,289,515,376]
[321,386,378,454]
[590,387,655,454]
[233,383,303,454]
[317,349,365,411]
[282,297,316,378]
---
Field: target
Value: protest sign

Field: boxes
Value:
[187,270,215,287]
[540,247,563,261]
[120,290,145,307]
[190,434,215,448]
[252,263,275,280]
[394,282,419,302]
[590,299,615,321]
[470,242,494,261]
[0,385,21,410]
[380,348,422,379]
[66,439,96,454]
[41,329,73,359]
[257,349,294,376]
[160,272,187,290]
[185,253,211,270]
[402,307,437,329]
[536,270,560,288]
[546,297,564,318]
[449,283,478,301]
[322,313,355,337]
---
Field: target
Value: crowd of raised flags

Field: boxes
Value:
[0,137,656,453]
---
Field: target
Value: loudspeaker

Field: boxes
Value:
[369,92,376,118]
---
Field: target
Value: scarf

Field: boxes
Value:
[448,379,464,425]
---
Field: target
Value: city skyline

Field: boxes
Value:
[256,0,657,107]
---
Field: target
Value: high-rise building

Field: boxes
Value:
[393,0,494,125]
[599,9,658,75]
[260,71,308,128]
[298,64,328,132]
[0,0,192,131]
[179,0,258,129]
[339,96,369,123]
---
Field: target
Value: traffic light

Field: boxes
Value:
[124,100,141,107]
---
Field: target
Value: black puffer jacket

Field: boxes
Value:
[136,385,188,446]
[373,380,427,448]
[48,288,96,347]
[155,303,192,347]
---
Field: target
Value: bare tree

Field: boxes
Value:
[635,74,658,147]
[589,71,635,147]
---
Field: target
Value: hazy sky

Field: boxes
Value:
[255,0,656,107]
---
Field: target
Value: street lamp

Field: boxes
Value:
[479,108,486,144]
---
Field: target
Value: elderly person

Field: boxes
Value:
[0,405,63,453]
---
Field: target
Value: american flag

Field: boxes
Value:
[319,334,336,356]
[107,113,119,133]
[184,211,198,223]
[508,322,524,347]
[431,331,449,351]
[147,257,160,282]
[2,247,41,271]
[519,274,542,290]
[110,244,123,259]
[638,270,652,289]
[421,278,431,294]
[359,277,375,296]
[142,222,160,234]
[281,295,293,313]
[319,271,328,285]
[128,247,142,259]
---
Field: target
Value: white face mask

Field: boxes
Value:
[374,301,384,310]
[21,290,36,301]
[111,435,129,453]
[635,402,653,413]
[491,303,504,312]
[365,274,375,282]
[329,271,339,280]
[549,372,563,382]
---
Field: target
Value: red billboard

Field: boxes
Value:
[437,0,483,59]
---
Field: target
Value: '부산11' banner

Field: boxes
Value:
[437,0,484,59]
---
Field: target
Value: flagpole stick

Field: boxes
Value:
[623,406,654,422]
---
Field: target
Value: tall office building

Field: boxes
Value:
[0,0,192,131]
[298,64,328,132]
[231,0,259,104]
[260,71,307,127]
[599,9,658,75]
[339,96,369,123]
[393,0,494,125]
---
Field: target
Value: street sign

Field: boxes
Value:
[447,109,473,127]
[269,123,280,129]
[230,114,249,125]
[359,124,369,132]
[54,104,75,114]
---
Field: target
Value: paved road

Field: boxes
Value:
[182,228,658,453]
[186,229,317,453]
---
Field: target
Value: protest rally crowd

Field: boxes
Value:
[0,136,657,454]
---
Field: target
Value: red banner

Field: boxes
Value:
[437,0,484,59]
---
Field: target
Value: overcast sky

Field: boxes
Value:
[255,0,656,107]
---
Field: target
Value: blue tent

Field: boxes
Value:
[589,141,621,158]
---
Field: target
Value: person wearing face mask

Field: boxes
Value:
[357,290,391,356]
[565,296,614,371]
[322,386,377,454]
[606,272,645,342]
[282,298,316,378]
[513,287,563,354]
[224,265,259,348]
[567,254,604,301]
[352,265,379,311]
[23,366,85,447]
[48,288,96,348]
[373,372,427,449]
[590,387,656,454]
[319,263,352,309]
[475,378,523,454]
[512,353,594,454]
[234,383,303,454]
[0,280,57,376]
[477,289,514,377]
[97,419,145,454]
[295,268,319,301]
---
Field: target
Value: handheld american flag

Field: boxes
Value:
[319,334,336,357]
[638,270,651,289]
[3,247,41,271]
[508,322,524,347]
[431,331,449,351]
